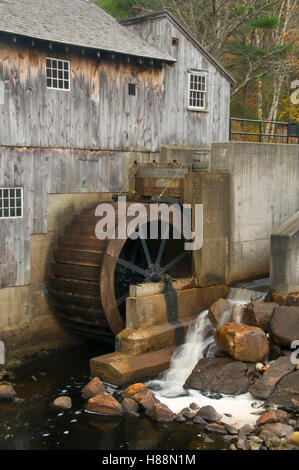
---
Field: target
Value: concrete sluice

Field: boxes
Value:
[48,201,192,343]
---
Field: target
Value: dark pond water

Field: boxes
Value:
[0,343,227,451]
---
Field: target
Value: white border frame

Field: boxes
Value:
[0,187,23,220]
[187,70,208,112]
[46,57,71,92]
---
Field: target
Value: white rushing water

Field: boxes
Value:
[147,300,265,428]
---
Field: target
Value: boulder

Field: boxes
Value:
[86,393,123,416]
[196,405,221,423]
[256,411,278,426]
[214,323,269,363]
[130,388,158,411]
[51,396,72,410]
[243,301,278,332]
[189,402,199,411]
[122,398,139,414]
[81,377,106,400]
[205,423,227,435]
[193,414,207,425]
[250,356,296,399]
[208,298,231,328]
[290,432,299,446]
[184,356,251,395]
[239,424,254,437]
[0,383,16,401]
[265,370,299,411]
[259,422,294,440]
[145,403,175,423]
[179,407,195,419]
[270,306,299,346]
[225,424,239,435]
[122,383,146,398]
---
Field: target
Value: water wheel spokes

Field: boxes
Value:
[48,202,192,343]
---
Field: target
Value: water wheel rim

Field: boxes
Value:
[100,203,190,335]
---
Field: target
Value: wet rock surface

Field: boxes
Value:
[50,396,72,410]
[145,403,175,423]
[214,322,269,362]
[0,383,16,401]
[81,377,106,400]
[195,405,221,423]
[243,301,278,332]
[184,357,253,395]
[270,306,299,346]
[265,370,299,411]
[249,356,296,399]
[86,392,123,416]
[121,397,139,414]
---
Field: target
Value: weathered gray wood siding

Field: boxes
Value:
[0,28,230,151]
[125,17,231,145]
[0,146,152,287]
[0,39,165,151]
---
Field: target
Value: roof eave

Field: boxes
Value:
[0,28,176,64]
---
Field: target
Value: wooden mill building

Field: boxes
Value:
[0,0,234,357]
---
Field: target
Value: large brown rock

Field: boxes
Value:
[265,370,299,411]
[250,356,295,400]
[145,403,175,423]
[214,322,269,363]
[184,357,252,395]
[208,298,231,328]
[86,392,123,416]
[130,388,158,411]
[270,306,299,346]
[243,301,278,332]
[81,377,106,400]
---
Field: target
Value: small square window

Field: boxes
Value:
[0,188,23,219]
[46,58,70,91]
[172,37,179,47]
[128,83,136,96]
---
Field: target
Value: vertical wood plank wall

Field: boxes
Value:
[0,22,231,289]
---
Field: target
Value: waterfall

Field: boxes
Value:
[148,310,213,398]
[147,294,266,427]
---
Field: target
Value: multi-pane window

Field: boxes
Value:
[0,188,23,219]
[46,58,70,90]
[188,72,207,110]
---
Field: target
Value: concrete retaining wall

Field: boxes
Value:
[210,142,299,283]
[270,211,299,294]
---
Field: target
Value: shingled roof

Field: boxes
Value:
[121,9,235,85]
[0,0,174,62]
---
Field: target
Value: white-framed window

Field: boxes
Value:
[46,58,70,91]
[0,188,23,219]
[188,71,207,111]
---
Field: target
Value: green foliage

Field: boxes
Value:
[95,0,135,18]
[230,100,257,119]
[250,14,279,29]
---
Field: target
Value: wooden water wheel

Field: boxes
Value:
[48,201,192,343]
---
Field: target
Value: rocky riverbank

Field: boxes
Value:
[79,298,299,451]
[0,296,298,451]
